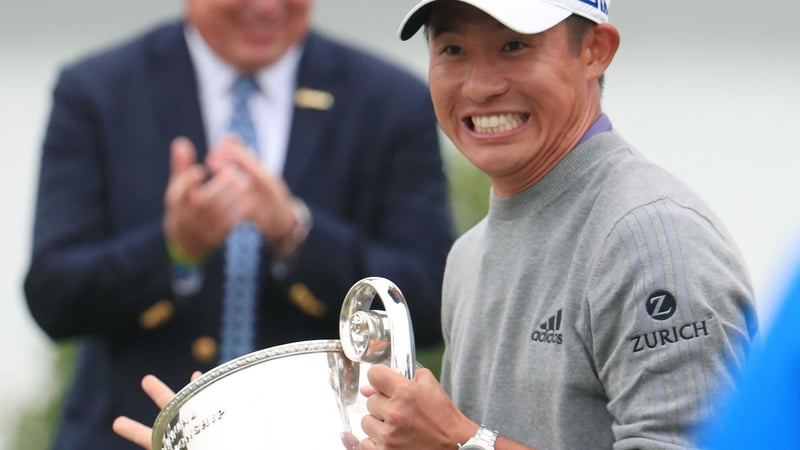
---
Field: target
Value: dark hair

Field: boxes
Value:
[564,14,605,91]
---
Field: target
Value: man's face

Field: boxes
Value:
[186,0,313,74]
[427,3,593,196]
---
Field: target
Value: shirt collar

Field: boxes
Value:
[576,113,613,147]
[184,24,303,101]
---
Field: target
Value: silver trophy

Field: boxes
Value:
[151,277,418,449]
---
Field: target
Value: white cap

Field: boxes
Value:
[398,0,610,40]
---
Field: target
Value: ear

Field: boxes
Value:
[583,23,620,81]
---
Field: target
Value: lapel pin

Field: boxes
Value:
[295,87,335,111]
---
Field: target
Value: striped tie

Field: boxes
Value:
[219,76,262,362]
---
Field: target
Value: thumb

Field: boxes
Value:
[170,137,197,177]
[413,367,438,384]
[366,364,401,397]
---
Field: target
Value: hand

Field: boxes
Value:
[207,136,298,242]
[163,137,252,260]
[359,365,477,450]
[112,372,201,449]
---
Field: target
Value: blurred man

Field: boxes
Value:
[357,1,757,449]
[24,0,452,448]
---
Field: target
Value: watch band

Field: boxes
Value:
[458,425,498,449]
[272,197,312,260]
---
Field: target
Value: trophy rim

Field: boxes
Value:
[151,339,344,449]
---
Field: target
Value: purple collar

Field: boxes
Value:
[576,114,612,147]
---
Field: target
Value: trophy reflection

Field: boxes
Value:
[327,352,361,449]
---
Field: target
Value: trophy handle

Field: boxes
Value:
[339,277,416,379]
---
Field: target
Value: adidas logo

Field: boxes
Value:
[531,309,563,345]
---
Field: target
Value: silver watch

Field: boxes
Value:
[458,425,498,450]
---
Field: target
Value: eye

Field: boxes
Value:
[442,44,464,56]
[503,41,527,52]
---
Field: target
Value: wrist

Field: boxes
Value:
[271,198,312,260]
[166,236,203,267]
[458,425,498,450]
[165,237,204,296]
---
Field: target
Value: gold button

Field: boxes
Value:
[192,336,218,364]
[138,300,175,330]
[288,283,327,319]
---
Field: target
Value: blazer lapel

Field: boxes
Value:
[147,22,208,162]
[145,28,334,190]
[282,33,338,192]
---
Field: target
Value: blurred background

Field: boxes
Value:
[2,1,799,448]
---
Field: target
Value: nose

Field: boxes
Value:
[462,60,509,104]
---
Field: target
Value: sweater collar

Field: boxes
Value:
[488,118,618,222]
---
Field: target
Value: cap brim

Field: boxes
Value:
[398,0,572,41]
[398,0,437,41]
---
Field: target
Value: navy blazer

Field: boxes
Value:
[25,21,452,450]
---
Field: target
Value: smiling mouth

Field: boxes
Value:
[468,113,529,135]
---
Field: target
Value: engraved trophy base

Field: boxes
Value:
[152,277,417,450]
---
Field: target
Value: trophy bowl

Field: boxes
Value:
[151,277,418,450]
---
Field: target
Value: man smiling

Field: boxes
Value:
[110,1,757,449]
[358,1,758,449]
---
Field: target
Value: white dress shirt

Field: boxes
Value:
[184,25,302,174]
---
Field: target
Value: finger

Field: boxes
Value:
[219,134,252,157]
[359,437,378,450]
[360,384,378,397]
[204,164,251,193]
[194,167,251,219]
[255,170,293,206]
[217,136,271,180]
[414,367,437,384]
[170,137,198,177]
[241,170,296,236]
[366,363,402,397]
[204,136,247,175]
[360,414,386,448]
[165,137,204,207]
[112,416,153,450]
[220,133,246,150]
[205,148,232,175]
[190,371,203,382]
[164,164,206,209]
[206,135,246,171]
[141,374,177,410]
[364,386,391,422]
[213,137,295,219]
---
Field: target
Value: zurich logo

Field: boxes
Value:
[646,290,677,321]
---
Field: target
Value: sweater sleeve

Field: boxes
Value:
[24,66,175,340]
[580,199,757,449]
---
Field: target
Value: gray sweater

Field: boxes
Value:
[441,131,757,450]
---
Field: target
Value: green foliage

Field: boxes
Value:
[12,341,77,450]
[416,342,445,377]
[443,144,491,235]
[13,142,490,448]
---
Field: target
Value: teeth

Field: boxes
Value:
[471,114,525,134]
